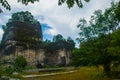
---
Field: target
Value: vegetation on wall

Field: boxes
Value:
[2,11,39,32]
[0,11,42,51]
[43,34,75,53]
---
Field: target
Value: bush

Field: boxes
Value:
[4,66,14,76]
[14,56,27,72]
[0,65,14,78]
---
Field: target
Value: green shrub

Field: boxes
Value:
[14,56,27,72]
[0,65,14,77]
[4,66,14,76]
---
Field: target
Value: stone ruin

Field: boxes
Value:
[0,21,71,67]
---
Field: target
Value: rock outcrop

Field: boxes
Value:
[0,21,72,67]
[0,21,43,65]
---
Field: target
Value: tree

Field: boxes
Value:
[53,34,75,51]
[11,11,39,23]
[43,34,75,53]
[52,34,66,50]
[0,0,90,13]
[2,11,39,32]
[66,37,75,51]
[75,2,119,76]
[77,18,93,43]
[115,1,120,21]
[108,28,120,66]
[72,47,93,67]
[43,39,55,52]
[53,34,64,42]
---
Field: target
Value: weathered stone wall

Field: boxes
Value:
[0,48,72,66]
[57,49,72,66]
[43,49,72,66]
[0,21,72,67]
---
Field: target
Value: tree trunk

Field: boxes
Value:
[103,63,111,76]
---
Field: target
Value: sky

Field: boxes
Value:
[0,0,119,47]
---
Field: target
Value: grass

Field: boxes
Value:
[22,66,113,80]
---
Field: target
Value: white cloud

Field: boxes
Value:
[44,29,58,36]
[0,0,119,44]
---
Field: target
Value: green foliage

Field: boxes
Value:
[66,37,75,51]
[0,65,14,77]
[0,66,5,76]
[4,66,14,76]
[108,28,120,62]
[0,0,11,12]
[17,0,39,5]
[2,11,39,32]
[0,0,38,13]
[53,34,65,42]
[115,1,120,21]
[11,11,39,24]
[58,0,90,8]
[43,34,75,52]
[0,0,90,13]
[1,11,41,49]
[72,48,85,66]
[2,25,8,32]
[53,34,75,51]
[75,2,120,76]
[14,56,27,72]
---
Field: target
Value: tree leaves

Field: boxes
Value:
[115,1,120,21]
[66,0,75,8]
[75,2,120,74]
[84,0,89,2]
[0,0,11,13]
[43,34,75,52]
[17,0,39,5]
[75,0,83,8]
[0,0,91,13]
[58,0,66,5]
[58,0,90,8]
[0,0,39,13]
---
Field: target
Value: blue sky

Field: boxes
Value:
[0,0,119,47]
[41,23,53,41]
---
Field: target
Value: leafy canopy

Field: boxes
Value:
[43,34,75,52]
[2,11,39,32]
[73,2,120,75]
[0,0,90,13]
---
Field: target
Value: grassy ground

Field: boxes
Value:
[22,66,113,80]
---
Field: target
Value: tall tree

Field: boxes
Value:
[108,28,120,64]
[115,1,120,21]
[75,2,120,75]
